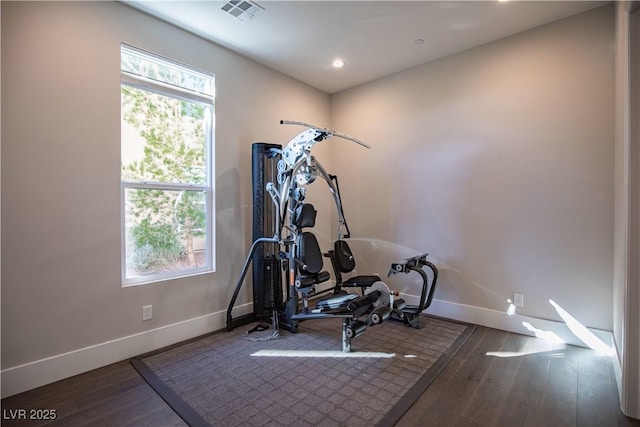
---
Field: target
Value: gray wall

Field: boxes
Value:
[1,1,330,370]
[330,6,614,331]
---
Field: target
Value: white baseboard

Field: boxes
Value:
[611,336,623,403]
[1,294,616,399]
[403,294,614,351]
[1,303,253,399]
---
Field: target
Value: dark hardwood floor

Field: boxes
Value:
[397,326,638,427]
[2,325,638,426]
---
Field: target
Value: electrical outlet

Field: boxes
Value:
[514,293,524,308]
[142,305,153,321]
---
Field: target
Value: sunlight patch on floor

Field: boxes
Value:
[491,298,614,357]
[486,327,566,358]
[250,350,396,358]
[522,321,565,343]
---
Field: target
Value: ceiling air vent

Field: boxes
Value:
[220,0,265,21]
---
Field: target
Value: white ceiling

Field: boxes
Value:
[124,1,608,94]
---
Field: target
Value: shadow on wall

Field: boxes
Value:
[343,237,504,311]
[350,132,504,311]
[344,237,614,354]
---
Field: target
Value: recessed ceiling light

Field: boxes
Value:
[332,58,345,68]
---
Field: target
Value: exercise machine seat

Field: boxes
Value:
[344,275,381,287]
[297,232,323,275]
[316,293,357,310]
[332,240,381,288]
[294,204,330,288]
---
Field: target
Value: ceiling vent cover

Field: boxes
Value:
[220,1,264,21]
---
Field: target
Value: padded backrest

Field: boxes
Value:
[293,204,317,229]
[334,240,356,273]
[298,232,323,275]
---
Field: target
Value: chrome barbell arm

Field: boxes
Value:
[280,120,371,149]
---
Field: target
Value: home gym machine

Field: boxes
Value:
[226,120,394,351]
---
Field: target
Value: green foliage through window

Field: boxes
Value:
[121,44,214,285]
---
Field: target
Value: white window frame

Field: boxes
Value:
[120,44,215,286]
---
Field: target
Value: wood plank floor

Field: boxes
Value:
[2,325,638,427]
[397,326,639,427]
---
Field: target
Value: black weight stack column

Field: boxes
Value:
[252,143,283,319]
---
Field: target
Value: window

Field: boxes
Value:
[121,44,215,286]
